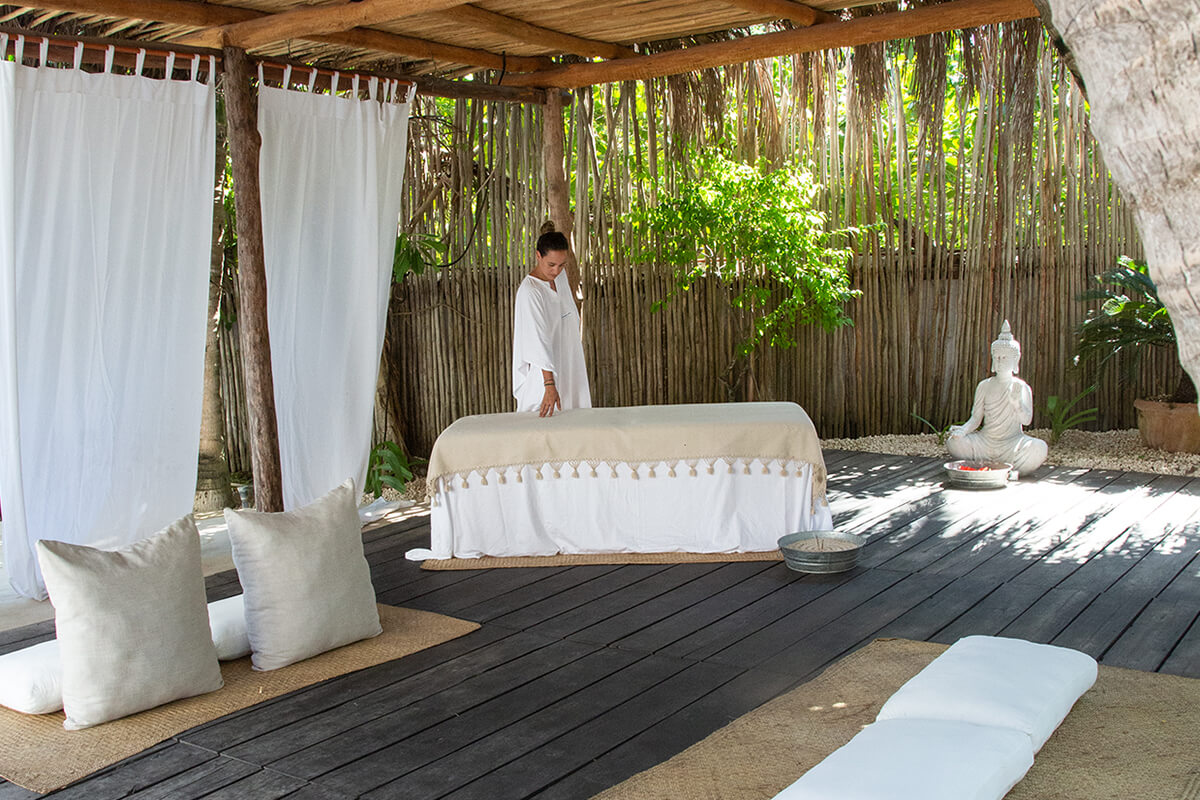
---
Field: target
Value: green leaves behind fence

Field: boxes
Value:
[365,441,425,496]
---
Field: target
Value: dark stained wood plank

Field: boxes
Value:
[228,635,594,769]
[182,625,521,754]
[485,564,671,633]
[566,561,779,646]
[755,571,957,677]
[322,650,686,797]
[453,564,625,622]
[705,567,908,668]
[1104,596,1200,671]
[192,768,304,800]
[48,742,217,800]
[1160,611,1200,677]
[426,661,743,800]
[0,780,39,800]
[526,665,798,800]
[119,756,260,800]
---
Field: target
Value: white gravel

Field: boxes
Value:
[822,429,1200,477]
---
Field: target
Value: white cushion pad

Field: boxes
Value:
[772,718,1035,800]
[0,595,251,716]
[37,517,224,729]
[224,479,381,671]
[207,595,251,661]
[0,640,62,714]
[875,635,1097,751]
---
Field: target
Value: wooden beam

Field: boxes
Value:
[182,0,473,50]
[721,0,838,26]
[507,0,1040,88]
[223,45,284,513]
[434,5,637,60]
[18,0,549,71]
[308,27,552,73]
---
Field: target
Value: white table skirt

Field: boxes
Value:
[409,459,833,560]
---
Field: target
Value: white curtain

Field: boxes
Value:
[0,41,215,599]
[258,73,411,510]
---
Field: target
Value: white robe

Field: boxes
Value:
[512,271,591,412]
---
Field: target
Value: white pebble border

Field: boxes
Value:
[822,429,1200,477]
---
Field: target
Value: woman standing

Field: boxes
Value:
[512,223,591,416]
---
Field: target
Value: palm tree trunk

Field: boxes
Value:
[1036,0,1200,403]
[194,123,234,513]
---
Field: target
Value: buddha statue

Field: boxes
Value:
[946,321,1048,477]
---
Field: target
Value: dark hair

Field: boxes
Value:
[536,221,570,256]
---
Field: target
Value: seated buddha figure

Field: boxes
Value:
[946,321,1047,478]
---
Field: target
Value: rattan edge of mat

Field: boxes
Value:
[420,550,784,570]
[0,604,480,794]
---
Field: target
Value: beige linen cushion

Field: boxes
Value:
[224,479,381,671]
[36,517,224,730]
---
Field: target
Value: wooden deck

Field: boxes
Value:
[3,449,1200,799]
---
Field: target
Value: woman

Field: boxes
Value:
[512,222,591,416]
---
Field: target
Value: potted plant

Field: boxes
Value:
[1073,256,1200,452]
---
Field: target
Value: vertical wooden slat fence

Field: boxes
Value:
[215,27,1180,463]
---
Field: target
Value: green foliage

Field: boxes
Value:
[1073,256,1175,382]
[364,441,425,496]
[392,232,448,284]
[628,151,863,355]
[1045,387,1098,445]
[911,411,952,446]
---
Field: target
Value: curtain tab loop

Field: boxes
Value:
[368,76,378,101]
[307,68,318,92]
[207,56,216,84]
[135,48,146,76]
[14,35,24,65]
[331,71,340,95]
[282,64,292,89]
[73,41,84,71]
[190,54,200,82]
[38,37,49,68]
[164,51,176,78]
[256,62,264,84]
[351,74,360,97]
[105,45,115,74]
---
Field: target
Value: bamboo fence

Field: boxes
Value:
[217,25,1176,468]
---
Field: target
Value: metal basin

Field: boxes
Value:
[778,531,864,574]
[943,460,1013,489]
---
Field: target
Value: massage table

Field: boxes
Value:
[406,402,833,561]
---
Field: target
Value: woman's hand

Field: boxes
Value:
[540,384,561,417]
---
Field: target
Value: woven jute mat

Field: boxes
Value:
[592,638,1200,800]
[0,605,479,794]
[420,550,783,570]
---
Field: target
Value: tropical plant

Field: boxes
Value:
[628,150,864,356]
[1045,386,1099,445]
[911,410,953,446]
[392,232,448,284]
[364,441,425,496]
[1073,256,1195,402]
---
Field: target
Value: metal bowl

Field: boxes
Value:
[778,531,864,574]
[943,460,1013,489]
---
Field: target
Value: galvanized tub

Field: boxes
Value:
[778,531,864,574]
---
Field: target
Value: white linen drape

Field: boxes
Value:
[0,42,215,599]
[258,74,411,510]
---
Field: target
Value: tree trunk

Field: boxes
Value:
[1036,0,1200,400]
[542,91,583,311]
[224,46,285,512]
[194,121,235,513]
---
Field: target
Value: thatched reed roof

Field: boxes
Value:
[1,0,1039,99]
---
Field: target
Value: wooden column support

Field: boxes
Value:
[223,46,284,512]
[542,91,582,309]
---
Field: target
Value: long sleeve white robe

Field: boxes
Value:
[512,271,591,412]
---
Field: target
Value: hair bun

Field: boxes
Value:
[540,220,556,235]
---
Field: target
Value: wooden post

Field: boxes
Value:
[223,45,284,512]
[542,90,582,309]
